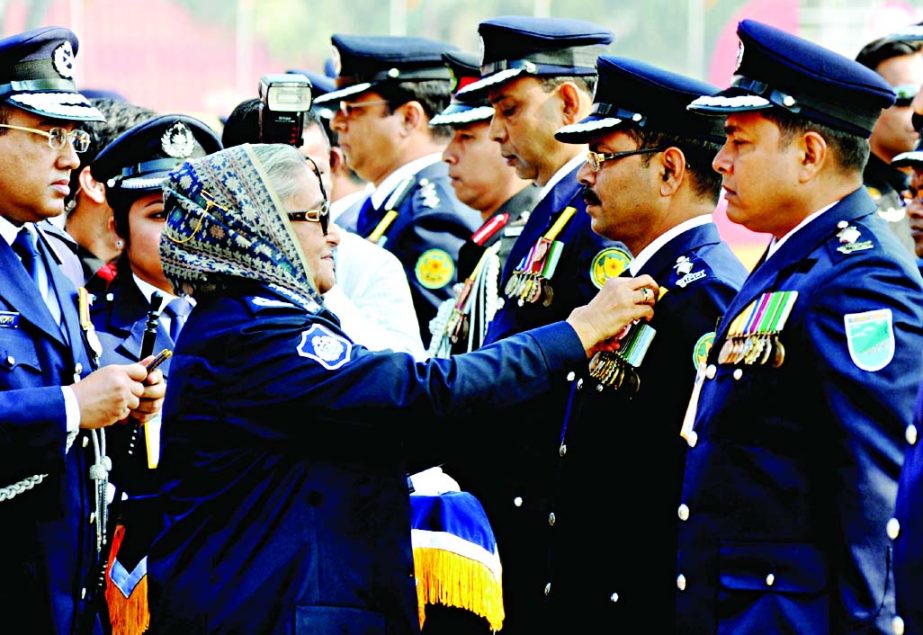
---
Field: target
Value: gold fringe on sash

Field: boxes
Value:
[104,524,151,635]
[413,546,505,632]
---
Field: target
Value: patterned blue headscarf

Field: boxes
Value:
[160,143,323,312]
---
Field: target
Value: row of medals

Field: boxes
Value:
[717,332,786,367]
[505,271,553,307]
[588,350,641,394]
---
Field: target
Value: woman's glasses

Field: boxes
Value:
[287,203,330,235]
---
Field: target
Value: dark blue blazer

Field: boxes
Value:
[544,222,746,632]
[895,383,923,634]
[91,273,175,511]
[484,164,628,344]
[355,161,481,347]
[147,282,588,635]
[0,227,103,634]
[91,274,175,374]
[676,188,923,634]
[441,165,629,635]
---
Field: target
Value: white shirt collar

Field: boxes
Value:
[132,273,195,307]
[0,215,25,246]
[764,200,837,261]
[330,187,371,224]
[629,215,714,276]
[537,153,586,202]
[370,153,443,210]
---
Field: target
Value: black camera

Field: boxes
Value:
[258,73,313,147]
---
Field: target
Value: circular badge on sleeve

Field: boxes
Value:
[415,249,455,289]
[590,247,632,289]
[692,332,715,370]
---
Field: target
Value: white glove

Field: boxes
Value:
[408,466,460,495]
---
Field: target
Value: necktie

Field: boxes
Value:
[12,228,42,288]
[162,297,193,343]
[354,196,377,236]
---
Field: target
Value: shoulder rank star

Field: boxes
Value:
[835,221,873,254]
[419,180,440,209]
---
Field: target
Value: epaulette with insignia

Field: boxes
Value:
[666,254,712,290]
[417,177,441,210]
[831,220,875,256]
[247,296,299,311]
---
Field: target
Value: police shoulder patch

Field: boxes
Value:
[833,222,875,255]
[844,308,894,372]
[669,254,711,289]
[297,324,352,370]
[692,332,715,370]
[415,248,455,289]
[590,247,632,289]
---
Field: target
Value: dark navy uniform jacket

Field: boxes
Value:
[676,188,923,634]
[91,274,175,373]
[90,274,175,553]
[0,228,104,634]
[146,281,589,635]
[545,221,745,632]
[895,385,923,634]
[355,161,481,348]
[443,166,628,635]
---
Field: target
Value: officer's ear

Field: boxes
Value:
[557,81,582,125]
[796,130,828,183]
[397,100,425,136]
[659,147,686,196]
[78,166,106,205]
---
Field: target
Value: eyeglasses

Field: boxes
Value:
[893,83,920,107]
[0,123,90,153]
[585,147,665,172]
[337,99,391,118]
[287,203,330,235]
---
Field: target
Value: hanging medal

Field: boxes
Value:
[504,206,576,307]
[588,321,657,394]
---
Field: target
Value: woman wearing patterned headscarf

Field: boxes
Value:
[146,143,658,635]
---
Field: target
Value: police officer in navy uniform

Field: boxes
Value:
[439,17,631,635]
[895,386,923,635]
[676,19,923,634]
[541,55,747,632]
[0,27,164,634]
[315,35,481,349]
[427,50,538,357]
[90,115,222,373]
[88,115,221,631]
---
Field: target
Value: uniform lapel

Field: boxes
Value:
[0,237,66,345]
[111,278,173,362]
[40,231,85,352]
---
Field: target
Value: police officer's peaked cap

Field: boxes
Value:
[92,115,222,197]
[556,56,724,144]
[456,16,613,100]
[430,50,494,128]
[0,26,103,122]
[687,19,895,138]
[313,35,457,104]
